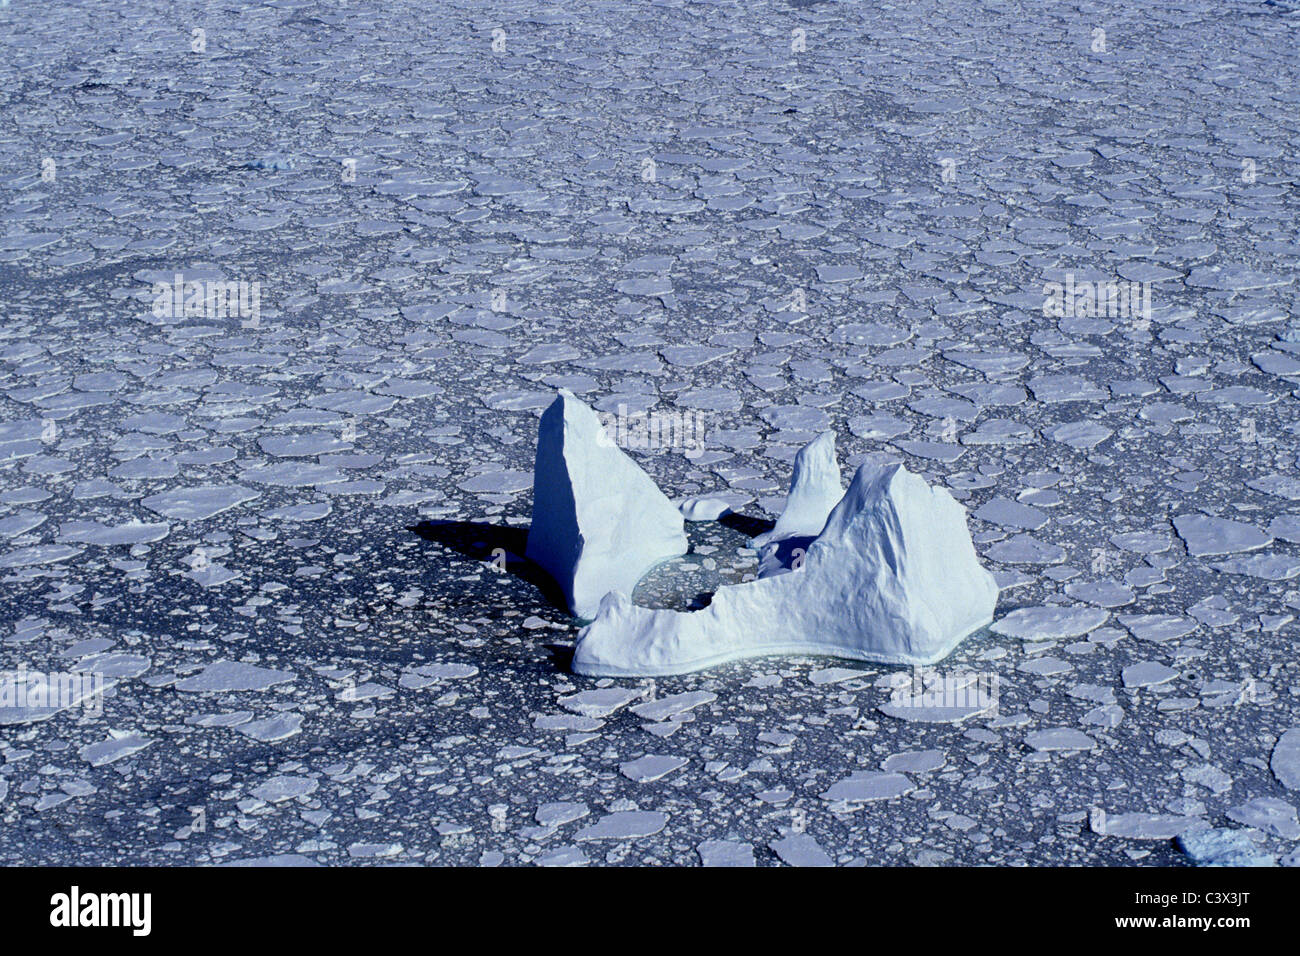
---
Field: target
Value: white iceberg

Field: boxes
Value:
[572,460,999,676]
[753,431,843,578]
[754,431,843,548]
[525,390,688,619]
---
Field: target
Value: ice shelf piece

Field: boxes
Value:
[754,431,843,547]
[573,461,999,676]
[525,390,688,619]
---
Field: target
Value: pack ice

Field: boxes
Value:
[525,390,688,619]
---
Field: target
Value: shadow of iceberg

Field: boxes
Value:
[407,519,568,612]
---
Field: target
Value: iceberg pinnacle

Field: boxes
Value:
[754,431,842,548]
[754,431,843,578]
[525,390,688,619]
[572,461,999,676]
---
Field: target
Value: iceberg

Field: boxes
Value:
[572,460,999,676]
[525,390,688,619]
[753,431,843,578]
[754,431,843,548]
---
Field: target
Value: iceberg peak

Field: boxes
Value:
[754,430,844,578]
[525,390,688,619]
[754,430,843,548]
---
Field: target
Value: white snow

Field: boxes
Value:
[573,460,999,676]
[525,390,687,619]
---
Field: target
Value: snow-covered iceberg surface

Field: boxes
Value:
[525,390,688,619]
[572,461,999,676]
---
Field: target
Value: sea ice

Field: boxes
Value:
[573,460,999,676]
[574,810,668,841]
[619,754,687,783]
[769,833,833,867]
[821,771,913,803]
[221,855,321,868]
[697,840,755,867]
[1024,728,1096,752]
[0,670,115,725]
[629,690,716,722]
[990,606,1109,642]
[78,733,154,768]
[58,520,170,546]
[1226,797,1300,840]
[236,713,304,743]
[141,484,259,520]
[1173,513,1272,557]
[251,776,319,803]
[1272,727,1300,790]
[678,495,735,522]
[174,660,295,693]
[558,687,642,718]
[1176,828,1275,867]
[525,391,688,619]
[1094,813,1202,840]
